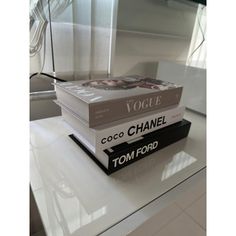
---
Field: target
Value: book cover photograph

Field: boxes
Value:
[55,75,183,127]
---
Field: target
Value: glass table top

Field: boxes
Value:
[30,109,206,236]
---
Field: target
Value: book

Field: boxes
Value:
[58,100,185,153]
[55,75,183,127]
[69,119,191,174]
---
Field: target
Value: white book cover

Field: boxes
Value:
[58,100,185,154]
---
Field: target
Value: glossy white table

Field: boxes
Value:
[30,110,206,236]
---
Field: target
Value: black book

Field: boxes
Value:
[69,119,191,175]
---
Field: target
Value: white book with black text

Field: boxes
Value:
[58,101,185,153]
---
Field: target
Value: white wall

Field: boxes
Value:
[117,0,197,37]
[157,60,206,114]
[113,0,198,77]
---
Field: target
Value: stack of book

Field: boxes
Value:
[54,75,191,175]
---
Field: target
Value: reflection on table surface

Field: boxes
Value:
[30,110,206,236]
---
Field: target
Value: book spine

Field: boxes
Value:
[96,106,185,151]
[105,120,191,173]
[89,87,183,127]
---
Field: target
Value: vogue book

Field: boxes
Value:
[55,75,183,127]
[69,119,191,174]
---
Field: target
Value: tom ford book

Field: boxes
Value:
[58,100,185,153]
[69,119,191,174]
[55,75,183,127]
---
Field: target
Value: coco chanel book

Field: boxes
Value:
[55,75,183,127]
[57,100,185,153]
[69,119,191,175]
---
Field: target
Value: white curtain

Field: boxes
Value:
[72,0,117,79]
[30,0,118,80]
[186,4,206,69]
